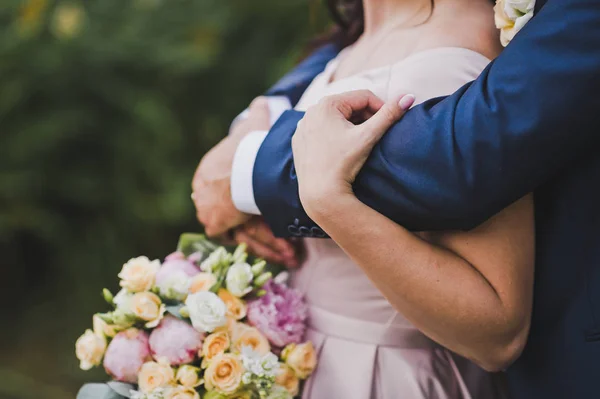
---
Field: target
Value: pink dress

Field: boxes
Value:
[291,47,509,399]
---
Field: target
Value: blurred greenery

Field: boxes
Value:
[0,0,329,397]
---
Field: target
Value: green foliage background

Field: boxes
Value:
[0,1,329,397]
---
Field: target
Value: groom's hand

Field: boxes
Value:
[192,98,270,236]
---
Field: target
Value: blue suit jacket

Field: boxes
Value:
[255,0,600,397]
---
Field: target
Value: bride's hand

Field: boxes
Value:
[292,90,415,220]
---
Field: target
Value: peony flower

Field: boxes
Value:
[118,256,161,293]
[494,0,535,46]
[225,263,253,297]
[247,281,307,348]
[165,251,186,261]
[275,364,299,396]
[165,385,200,399]
[201,331,230,367]
[185,291,228,333]
[282,342,317,379]
[189,273,217,294]
[176,365,202,388]
[200,247,230,273]
[75,329,107,370]
[240,346,279,378]
[131,292,166,328]
[138,360,176,393]
[155,259,201,300]
[203,353,244,395]
[217,289,247,321]
[103,328,151,383]
[231,324,270,356]
[149,315,204,365]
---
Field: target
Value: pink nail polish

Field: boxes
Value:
[398,94,416,110]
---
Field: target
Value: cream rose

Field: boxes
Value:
[232,325,270,356]
[185,291,228,333]
[275,364,299,396]
[283,342,317,379]
[494,0,535,46]
[118,256,161,292]
[225,263,253,297]
[189,272,217,294]
[201,331,231,367]
[204,353,244,395]
[131,292,166,328]
[175,365,202,388]
[75,329,107,370]
[217,289,247,321]
[138,361,175,393]
[164,386,200,399]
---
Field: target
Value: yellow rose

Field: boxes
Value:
[283,342,317,379]
[217,289,247,321]
[189,273,217,294]
[176,365,202,388]
[118,256,161,292]
[131,292,166,328]
[165,386,200,399]
[275,364,299,396]
[93,314,120,338]
[204,354,244,395]
[138,361,175,393]
[201,331,231,367]
[231,325,270,356]
[75,329,106,370]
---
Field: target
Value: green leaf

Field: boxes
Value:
[176,233,217,257]
[165,304,185,320]
[76,383,129,399]
[107,382,135,397]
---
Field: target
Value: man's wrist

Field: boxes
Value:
[230,130,269,215]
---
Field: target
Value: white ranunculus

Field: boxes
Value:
[200,247,230,273]
[155,270,191,301]
[226,263,254,297]
[185,291,228,333]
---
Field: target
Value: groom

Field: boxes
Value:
[192,0,600,398]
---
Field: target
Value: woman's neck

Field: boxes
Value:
[362,0,439,36]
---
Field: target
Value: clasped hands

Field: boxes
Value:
[191,90,413,267]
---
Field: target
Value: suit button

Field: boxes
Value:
[298,226,311,237]
[311,227,326,238]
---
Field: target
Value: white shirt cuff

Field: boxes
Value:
[228,96,292,135]
[231,130,269,215]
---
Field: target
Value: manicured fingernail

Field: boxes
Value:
[398,94,415,110]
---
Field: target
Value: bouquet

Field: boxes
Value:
[75,234,316,399]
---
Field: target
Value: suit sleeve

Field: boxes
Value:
[253,0,600,237]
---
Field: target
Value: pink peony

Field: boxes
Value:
[155,258,200,284]
[149,315,204,365]
[247,280,308,348]
[103,328,151,383]
[164,251,186,262]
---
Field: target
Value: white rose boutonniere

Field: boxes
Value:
[494,0,536,46]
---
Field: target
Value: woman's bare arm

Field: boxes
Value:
[306,192,534,371]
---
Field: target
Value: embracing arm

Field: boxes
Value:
[307,192,535,371]
[252,0,600,236]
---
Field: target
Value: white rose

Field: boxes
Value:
[200,247,230,273]
[118,256,161,292]
[185,291,228,333]
[225,263,253,297]
[504,0,535,18]
[75,329,107,370]
[495,0,535,46]
[156,270,191,301]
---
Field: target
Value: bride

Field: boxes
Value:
[229,0,534,397]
